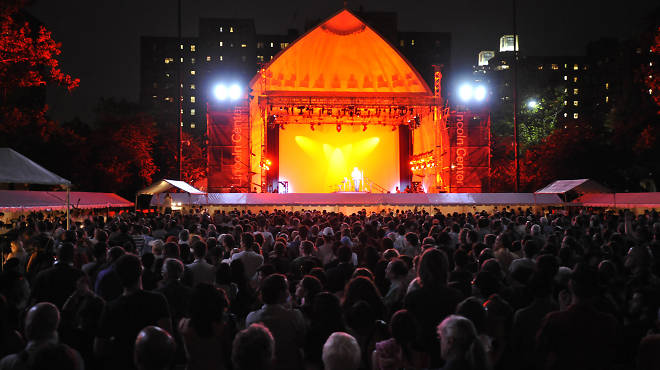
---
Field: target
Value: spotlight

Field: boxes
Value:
[229,84,241,100]
[527,99,538,108]
[474,85,487,101]
[458,84,473,102]
[336,123,341,132]
[213,84,228,100]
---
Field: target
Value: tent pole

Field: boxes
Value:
[66,185,70,230]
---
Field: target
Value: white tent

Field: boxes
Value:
[535,179,610,202]
[137,179,205,209]
[0,148,73,227]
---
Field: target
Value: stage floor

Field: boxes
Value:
[151,192,563,212]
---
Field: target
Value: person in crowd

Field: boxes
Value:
[0,303,83,370]
[94,246,126,301]
[94,254,172,370]
[186,241,215,287]
[246,273,306,370]
[30,243,85,309]
[536,263,619,370]
[372,309,428,370]
[232,323,275,370]
[404,248,463,367]
[437,315,491,370]
[322,332,361,370]
[231,233,264,282]
[134,326,176,370]
[382,258,409,316]
[178,283,234,370]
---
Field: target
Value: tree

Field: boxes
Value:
[88,99,158,196]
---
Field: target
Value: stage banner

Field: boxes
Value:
[446,111,490,192]
[207,105,250,192]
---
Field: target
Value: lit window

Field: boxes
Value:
[190,58,195,64]
[241,43,247,48]
[257,55,264,62]
[411,39,415,46]
[270,42,274,48]
[573,88,578,95]
[180,57,183,63]
[191,123,196,129]
[190,70,195,75]
[573,100,578,106]
[190,84,195,90]
[180,44,183,50]
[573,113,578,119]
[206,56,211,62]
[219,55,223,61]
[165,73,171,78]
[564,88,568,93]
[152,95,157,99]
[537,65,543,70]
[190,45,196,52]
[190,109,195,116]
[551,64,559,70]
[564,63,567,68]
[164,57,174,64]
[605,82,609,89]
[270,56,273,60]
[563,100,568,105]
[564,113,568,118]
[573,76,578,82]
[219,41,223,47]
[230,26,234,33]
[219,26,223,32]
[650,89,653,95]
[280,43,289,49]
[573,64,578,70]
[564,75,568,81]
[190,96,195,103]
[605,96,609,103]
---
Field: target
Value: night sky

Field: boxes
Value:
[28,0,659,123]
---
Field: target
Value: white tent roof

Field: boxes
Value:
[0,148,71,186]
[535,179,610,194]
[0,190,133,211]
[137,179,205,195]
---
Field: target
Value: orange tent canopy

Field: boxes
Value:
[251,10,432,95]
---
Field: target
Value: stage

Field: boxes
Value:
[150,192,563,213]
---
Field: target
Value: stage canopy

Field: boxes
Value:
[137,179,205,196]
[535,179,610,195]
[0,148,71,186]
[0,190,132,212]
[251,9,431,95]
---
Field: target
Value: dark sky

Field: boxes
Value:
[28,0,659,123]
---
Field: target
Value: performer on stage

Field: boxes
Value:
[351,167,363,192]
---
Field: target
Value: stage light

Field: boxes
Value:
[458,84,473,102]
[229,84,241,100]
[363,124,368,131]
[336,123,341,132]
[527,99,538,108]
[213,84,228,100]
[474,85,487,101]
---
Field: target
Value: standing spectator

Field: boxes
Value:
[232,324,275,370]
[186,241,215,287]
[536,263,619,370]
[231,233,264,281]
[94,246,126,302]
[134,326,176,370]
[94,254,172,370]
[178,283,234,370]
[246,274,305,370]
[322,332,361,370]
[404,248,463,367]
[30,243,84,309]
[437,315,491,370]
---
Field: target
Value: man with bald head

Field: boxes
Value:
[0,303,83,370]
[134,326,176,370]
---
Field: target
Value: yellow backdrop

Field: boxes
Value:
[278,124,400,193]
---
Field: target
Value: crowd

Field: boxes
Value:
[0,206,659,370]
